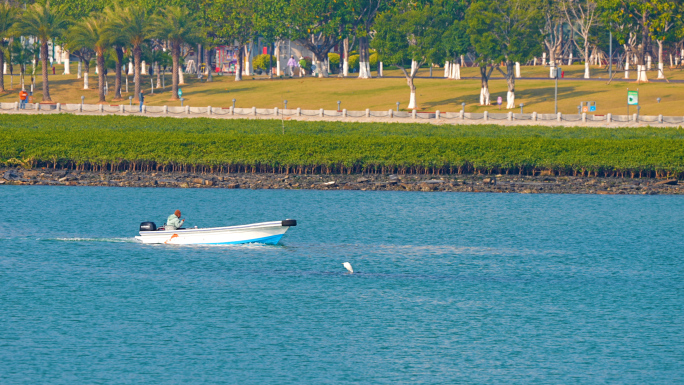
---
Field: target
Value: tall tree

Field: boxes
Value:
[68,16,109,102]
[0,3,18,93]
[467,0,543,107]
[108,5,154,101]
[103,4,130,100]
[561,0,598,79]
[372,4,445,109]
[441,0,471,79]
[349,0,385,79]
[600,0,678,82]
[207,0,255,81]
[541,0,565,78]
[253,0,290,79]
[154,6,202,99]
[17,2,68,102]
[290,0,346,78]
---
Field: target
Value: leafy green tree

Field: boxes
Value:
[207,0,255,81]
[10,39,33,90]
[154,6,202,99]
[441,0,470,78]
[348,0,385,79]
[68,16,110,102]
[253,0,290,79]
[289,0,346,78]
[103,4,130,100]
[17,2,68,102]
[106,5,154,101]
[372,5,445,110]
[541,0,565,78]
[600,0,678,82]
[467,0,543,107]
[0,3,18,92]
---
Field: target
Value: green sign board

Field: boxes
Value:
[627,90,638,105]
[178,88,183,97]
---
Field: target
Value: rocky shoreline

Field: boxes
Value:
[1,167,682,195]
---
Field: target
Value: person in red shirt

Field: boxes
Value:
[19,90,28,109]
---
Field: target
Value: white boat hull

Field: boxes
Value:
[135,220,295,245]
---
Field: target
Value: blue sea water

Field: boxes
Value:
[1,185,682,384]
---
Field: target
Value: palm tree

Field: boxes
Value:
[16,2,68,102]
[154,6,201,100]
[68,16,110,103]
[107,5,154,102]
[103,4,129,100]
[10,39,33,91]
[0,3,18,93]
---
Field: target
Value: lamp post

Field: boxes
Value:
[181,97,185,107]
[520,103,524,114]
[284,100,288,110]
[337,100,341,111]
[129,96,132,106]
[396,101,400,112]
[81,95,84,108]
[232,98,236,109]
[462,102,466,114]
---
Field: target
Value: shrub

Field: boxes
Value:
[253,54,275,71]
[328,53,340,68]
[348,54,360,71]
[369,53,379,70]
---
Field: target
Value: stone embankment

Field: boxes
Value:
[1,168,681,195]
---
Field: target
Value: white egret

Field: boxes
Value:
[342,262,353,274]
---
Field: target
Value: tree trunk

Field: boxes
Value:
[41,40,51,101]
[134,46,141,101]
[275,43,280,76]
[406,75,416,109]
[83,61,90,89]
[658,40,664,79]
[505,61,515,109]
[206,47,213,82]
[358,36,371,79]
[268,41,274,79]
[0,50,4,92]
[114,47,123,99]
[315,52,329,78]
[548,47,556,78]
[584,43,590,79]
[156,62,161,88]
[97,51,105,103]
[235,45,243,81]
[172,42,180,99]
[479,65,490,106]
[343,38,349,77]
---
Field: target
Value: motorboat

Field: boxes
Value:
[135,219,297,245]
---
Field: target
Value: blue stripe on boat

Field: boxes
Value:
[205,234,284,245]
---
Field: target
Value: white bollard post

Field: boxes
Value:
[557,112,562,122]
[389,109,393,118]
[435,110,440,119]
[508,111,512,121]
[186,105,190,114]
[230,106,234,115]
[365,108,370,118]
[56,103,61,112]
[207,106,212,116]
[320,108,324,117]
[15,101,18,110]
[342,108,347,117]
[532,112,537,121]
[253,106,257,116]
[582,112,586,123]
[412,110,417,119]
[607,113,612,123]
[484,111,488,121]
[658,114,663,123]
[297,107,301,116]
[274,107,278,116]
[142,105,146,114]
[99,104,103,113]
[164,105,168,114]
[120,105,124,113]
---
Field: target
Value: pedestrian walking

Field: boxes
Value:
[287,56,298,77]
[139,91,144,112]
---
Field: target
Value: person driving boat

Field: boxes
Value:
[166,210,185,230]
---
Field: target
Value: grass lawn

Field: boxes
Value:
[1,63,683,115]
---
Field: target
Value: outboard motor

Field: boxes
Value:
[281,219,297,227]
[140,222,157,231]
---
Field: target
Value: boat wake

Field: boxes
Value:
[45,237,137,243]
